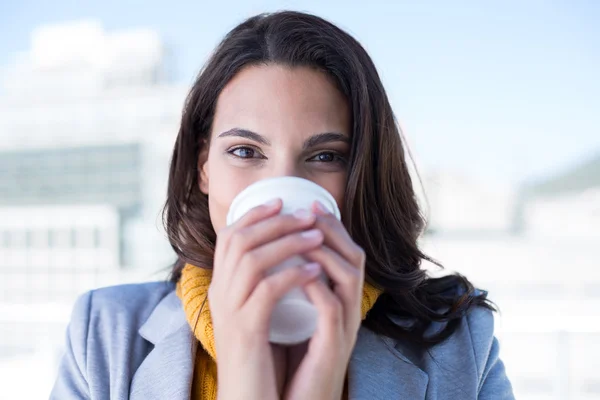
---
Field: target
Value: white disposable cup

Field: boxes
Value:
[226,176,341,345]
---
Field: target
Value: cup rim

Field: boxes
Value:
[226,176,341,225]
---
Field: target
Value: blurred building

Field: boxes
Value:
[1,18,598,400]
[422,158,600,400]
[0,204,120,305]
[521,155,600,241]
[0,21,186,398]
[423,171,517,234]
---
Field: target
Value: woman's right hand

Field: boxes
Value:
[208,199,324,400]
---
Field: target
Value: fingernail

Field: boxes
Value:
[264,198,280,208]
[303,262,321,274]
[314,201,329,214]
[301,229,322,240]
[293,209,313,221]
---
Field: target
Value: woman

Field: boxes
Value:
[51,11,514,400]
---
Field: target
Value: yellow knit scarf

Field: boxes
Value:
[176,262,383,400]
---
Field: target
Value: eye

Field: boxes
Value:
[229,146,260,159]
[309,151,345,163]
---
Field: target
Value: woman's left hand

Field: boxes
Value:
[284,201,366,400]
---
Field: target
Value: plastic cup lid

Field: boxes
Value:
[226,176,341,225]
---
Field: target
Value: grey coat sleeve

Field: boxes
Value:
[49,291,93,400]
[477,336,514,399]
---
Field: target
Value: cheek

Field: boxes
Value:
[313,175,347,215]
[205,158,256,232]
[331,185,346,215]
[207,177,244,233]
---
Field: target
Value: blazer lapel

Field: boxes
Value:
[348,326,429,399]
[418,320,479,399]
[128,292,432,400]
[130,291,197,400]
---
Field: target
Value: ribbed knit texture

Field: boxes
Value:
[176,262,382,400]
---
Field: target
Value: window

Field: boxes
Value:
[583,379,600,395]
[75,227,95,248]
[0,231,10,247]
[93,227,103,249]
[50,229,71,248]
[11,230,26,248]
[584,283,600,298]
[30,230,49,248]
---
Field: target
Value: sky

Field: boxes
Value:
[0,0,598,186]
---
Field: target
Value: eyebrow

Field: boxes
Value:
[217,128,349,149]
[303,132,349,149]
[218,128,271,145]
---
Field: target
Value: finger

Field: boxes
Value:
[233,198,283,229]
[228,210,316,260]
[312,201,365,268]
[244,262,323,326]
[303,280,344,342]
[218,198,283,254]
[231,229,324,305]
[213,198,282,281]
[305,245,363,291]
[304,246,363,324]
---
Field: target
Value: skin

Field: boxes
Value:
[199,64,350,226]
[199,64,366,399]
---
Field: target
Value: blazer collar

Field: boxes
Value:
[130,291,197,399]
[348,326,429,399]
[131,290,430,400]
[138,290,188,344]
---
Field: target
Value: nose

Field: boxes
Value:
[262,159,305,180]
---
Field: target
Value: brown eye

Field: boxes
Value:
[309,151,344,163]
[317,152,335,162]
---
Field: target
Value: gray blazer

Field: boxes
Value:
[50,282,514,399]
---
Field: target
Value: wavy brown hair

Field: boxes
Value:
[163,10,494,346]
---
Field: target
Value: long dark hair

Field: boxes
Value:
[163,10,494,346]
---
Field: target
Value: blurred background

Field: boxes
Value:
[0,1,598,399]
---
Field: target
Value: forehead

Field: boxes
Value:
[211,64,350,141]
